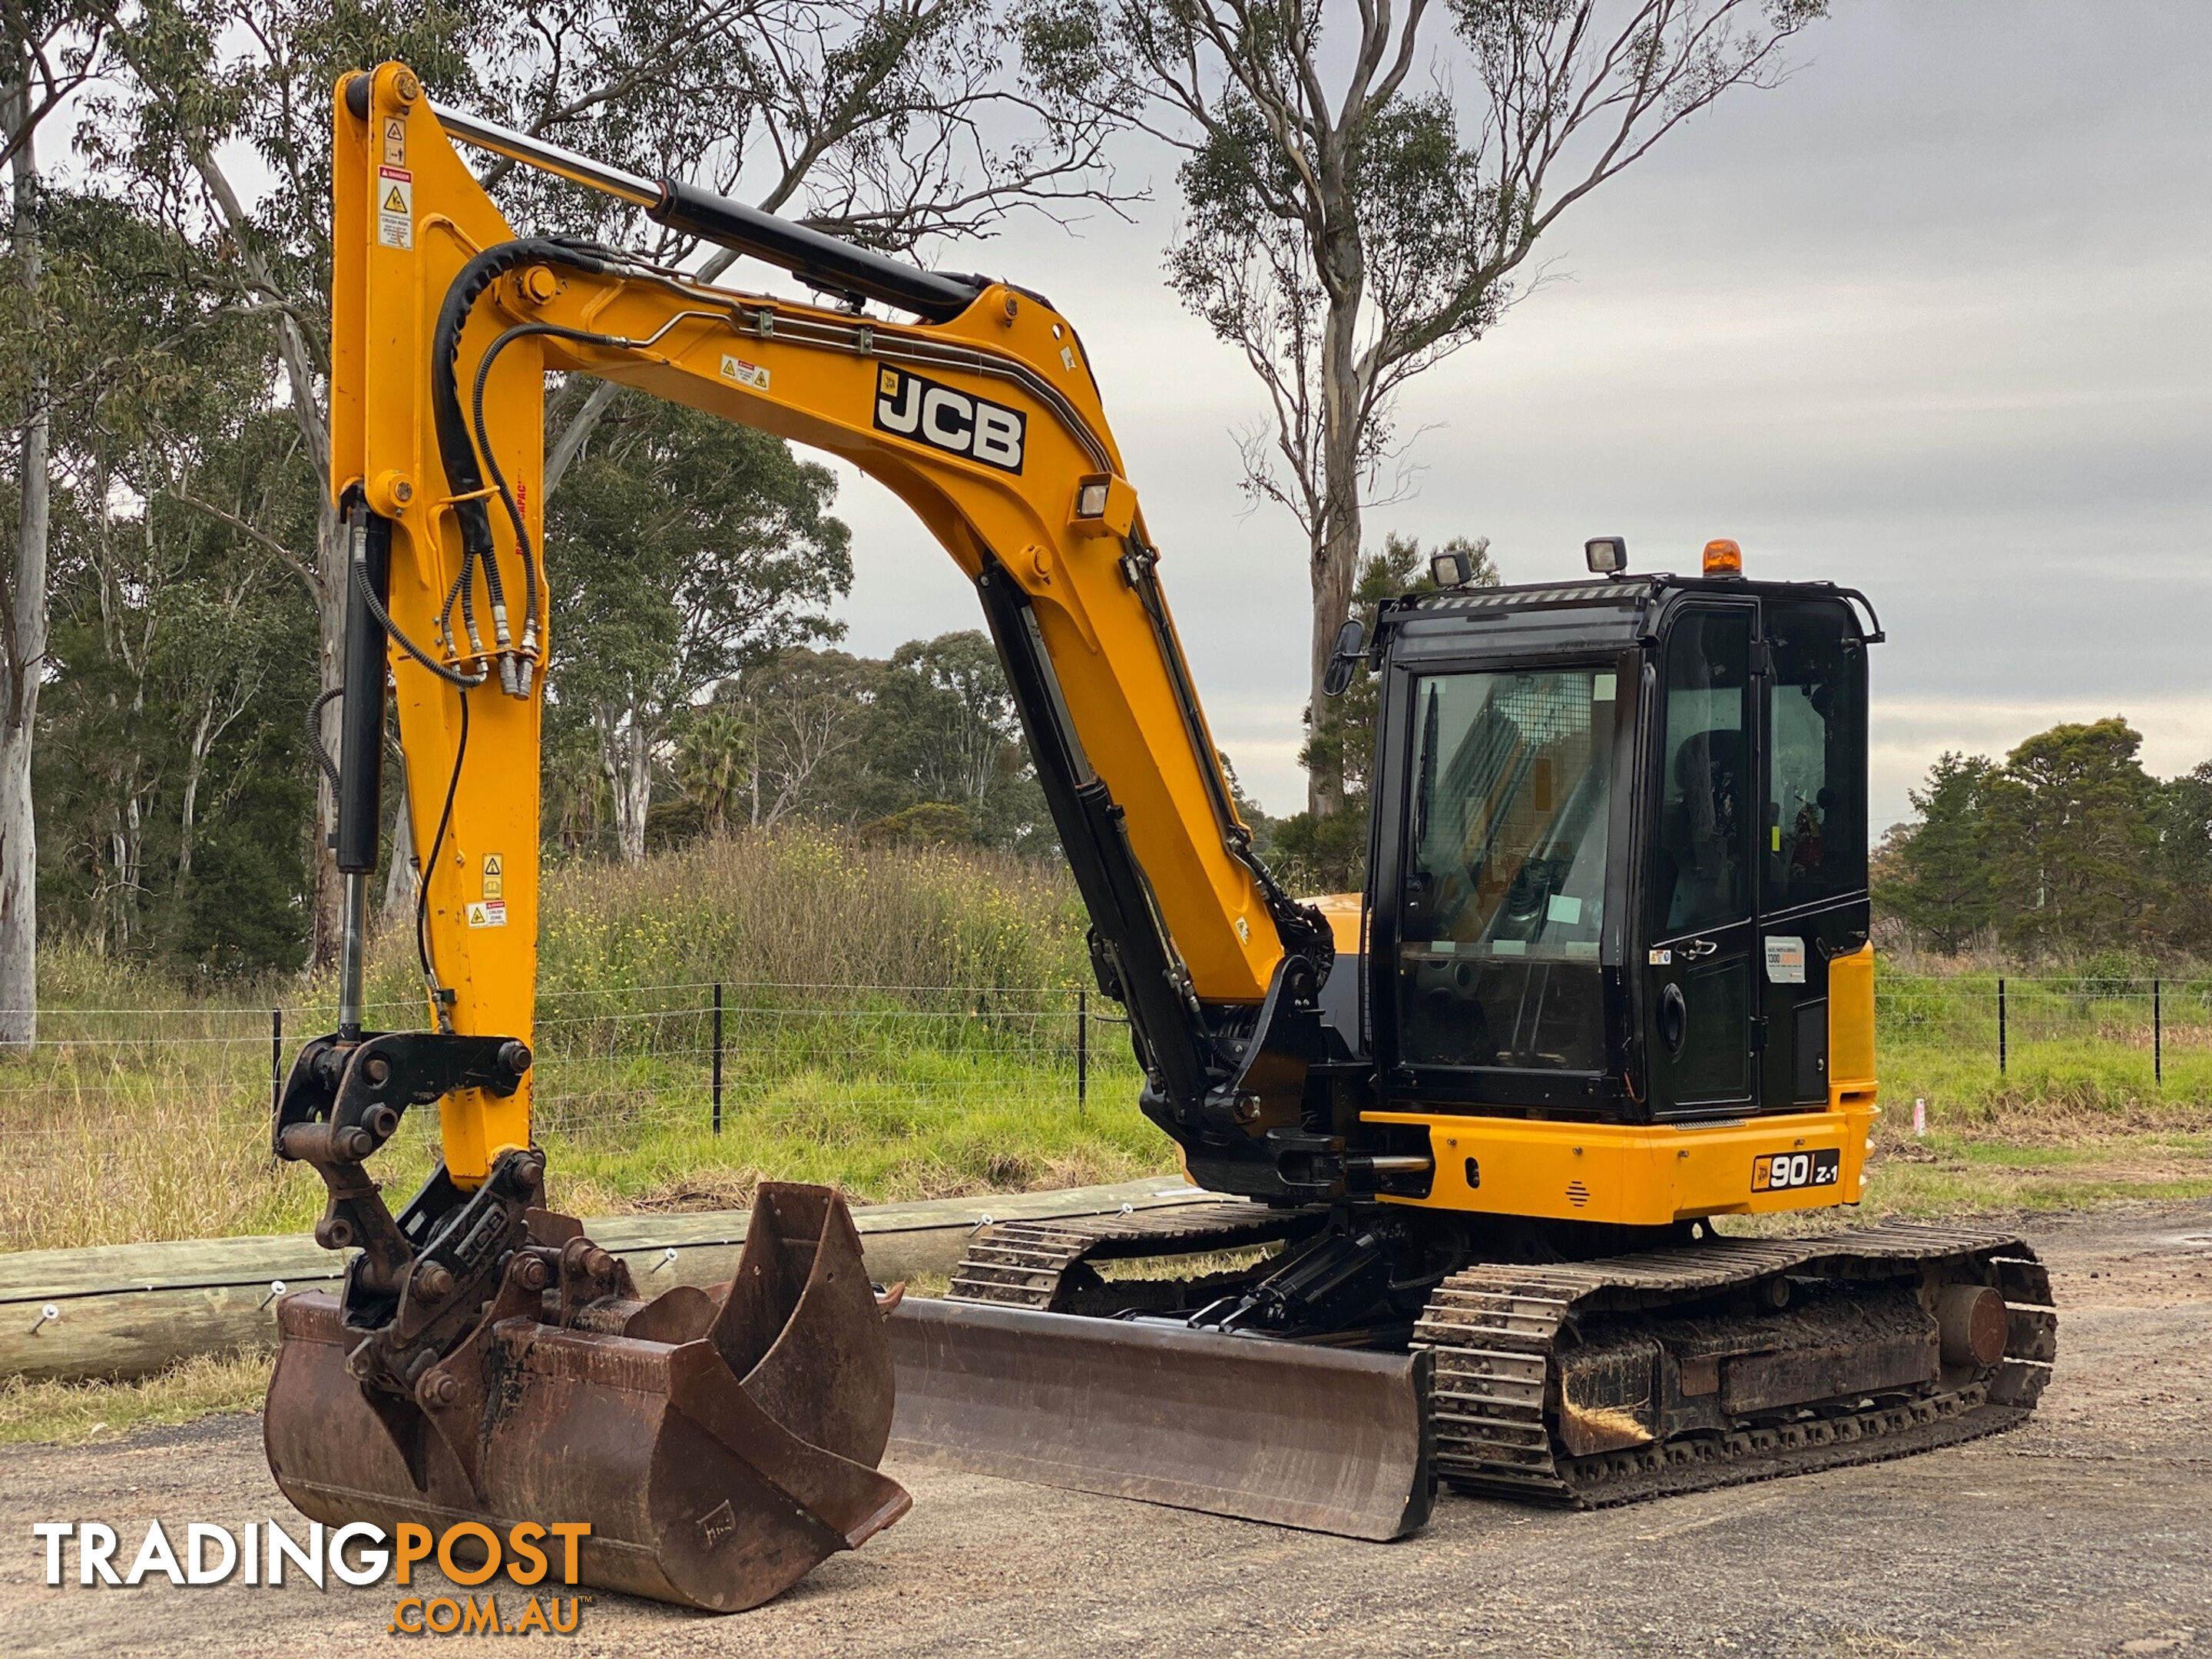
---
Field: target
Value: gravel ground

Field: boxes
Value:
[5,1199,2208,1658]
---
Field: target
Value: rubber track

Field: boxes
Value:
[1412,1220,2058,1507]
[947,1200,1310,1311]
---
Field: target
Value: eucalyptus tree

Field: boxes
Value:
[34,190,318,971]
[546,391,850,863]
[1,0,116,1039]
[91,0,1130,959]
[1030,0,1825,813]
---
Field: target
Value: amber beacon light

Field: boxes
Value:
[1702,538,1744,578]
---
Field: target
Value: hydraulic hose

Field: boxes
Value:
[430,237,631,698]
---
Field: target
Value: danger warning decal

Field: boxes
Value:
[720,353,770,391]
[377,167,413,250]
[872,366,1025,473]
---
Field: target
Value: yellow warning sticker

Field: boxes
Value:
[466,899,507,929]
[482,853,504,901]
[376,166,413,250]
[382,116,406,167]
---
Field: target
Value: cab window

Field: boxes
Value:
[1396,667,1615,1071]
[1651,610,1752,939]
[1763,600,1866,910]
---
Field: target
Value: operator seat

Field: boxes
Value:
[1656,728,1746,932]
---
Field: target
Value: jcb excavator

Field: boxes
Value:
[266,63,2057,1610]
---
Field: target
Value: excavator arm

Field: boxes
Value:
[315,64,1331,1200]
[260,65,1399,1607]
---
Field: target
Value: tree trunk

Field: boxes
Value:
[618,717,653,862]
[594,699,654,863]
[176,698,217,882]
[177,769,203,882]
[0,65,48,1046]
[1306,269,1366,818]
[383,768,417,915]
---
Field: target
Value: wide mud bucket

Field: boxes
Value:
[265,1182,909,1611]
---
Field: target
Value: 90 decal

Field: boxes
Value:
[1752,1147,1840,1192]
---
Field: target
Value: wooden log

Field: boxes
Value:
[0,1177,1218,1385]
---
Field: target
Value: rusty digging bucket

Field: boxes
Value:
[264,1182,909,1611]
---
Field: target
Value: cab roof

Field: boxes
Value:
[1376,573,1881,667]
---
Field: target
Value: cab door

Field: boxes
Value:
[1644,606,1758,1114]
[1756,597,1871,1108]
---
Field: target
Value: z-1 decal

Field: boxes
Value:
[873,366,1025,472]
[1752,1147,1839,1192]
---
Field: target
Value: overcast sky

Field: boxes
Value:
[811,1,2210,830]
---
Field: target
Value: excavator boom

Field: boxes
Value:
[328,68,1328,1188]
[269,64,1389,1611]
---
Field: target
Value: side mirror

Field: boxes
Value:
[1321,619,1366,697]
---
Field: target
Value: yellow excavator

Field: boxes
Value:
[265,63,2058,1611]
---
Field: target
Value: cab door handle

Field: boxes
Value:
[1682,938,1720,959]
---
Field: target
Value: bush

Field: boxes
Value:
[2073,947,2154,1002]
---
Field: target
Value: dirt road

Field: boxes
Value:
[6,1200,2209,1658]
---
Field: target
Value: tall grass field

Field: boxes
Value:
[0,833,1159,1251]
[0,830,2206,1253]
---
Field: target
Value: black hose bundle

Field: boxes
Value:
[430,237,631,696]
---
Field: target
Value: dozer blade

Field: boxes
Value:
[265,1182,909,1612]
[886,1296,1432,1541]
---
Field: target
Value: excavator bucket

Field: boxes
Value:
[264,1182,909,1612]
[887,1298,1433,1541]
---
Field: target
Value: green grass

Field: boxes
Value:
[1853,1115,2212,1219]
[0,830,1164,1250]
[0,1015,1163,1250]
[1846,962,2212,1217]
[4,839,2207,1251]
[0,1349,273,1446]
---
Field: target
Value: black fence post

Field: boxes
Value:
[1077,987,1088,1123]
[711,982,724,1135]
[2154,978,2163,1088]
[270,1007,283,1120]
[1997,978,2007,1075]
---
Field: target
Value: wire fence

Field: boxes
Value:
[1877,975,2212,1084]
[0,982,1134,1149]
[0,972,2202,1151]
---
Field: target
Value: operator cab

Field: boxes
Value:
[1359,545,1879,1125]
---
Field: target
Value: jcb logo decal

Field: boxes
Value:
[873,366,1025,472]
[1752,1147,1840,1192]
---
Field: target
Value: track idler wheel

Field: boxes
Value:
[264,1182,909,1611]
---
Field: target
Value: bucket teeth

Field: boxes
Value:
[265,1181,908,1613]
